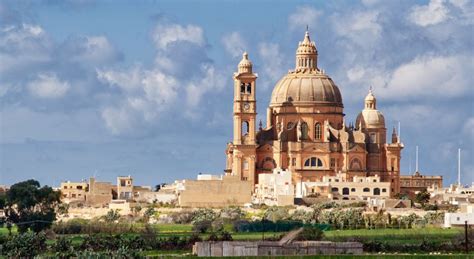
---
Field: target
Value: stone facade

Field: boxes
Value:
[193,241,363,257]
[255,168,294,206]
[225,30,403,198]
[60,181,87,202]
[177,175,252,207]
[400,171,443,196]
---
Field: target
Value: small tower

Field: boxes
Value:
[391,127,398,144]
[231,52,258,183]
[295,29,318,71]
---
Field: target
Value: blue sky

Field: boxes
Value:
[1,0,473,187]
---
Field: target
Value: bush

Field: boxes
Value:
[219,230,233,241]
[3,232,47,257]
[192,208,217,224]
[170,210,194,224]
[52,236,74,258]
[296,226,324,241]
[264,206,290,222]
[192,219,212,233]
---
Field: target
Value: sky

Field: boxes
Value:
[0,0,473,187]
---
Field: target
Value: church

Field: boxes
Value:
[225,30,404,198]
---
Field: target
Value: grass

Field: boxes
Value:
[323,227,463,244]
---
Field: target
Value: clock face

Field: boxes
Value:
[243,103,250,111]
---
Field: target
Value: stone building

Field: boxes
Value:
[400,171,443,197]
[60,181,88,202]
[225,30,403,197]
[254,168,294,206]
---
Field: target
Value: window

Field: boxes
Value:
[342,188,349,195]
[351,188,356,192]
[304,157,323,168]
[331,187,339,192]
[242,121,249,135]
[315,123,322,139]
[240,83,245,93]
[363,188,370,192]
[373,188,380,195]
[330,158,336,168]
[243,161,249,170]
[246,83,251,93]
[382,188,387,193]
[370,133,376,143]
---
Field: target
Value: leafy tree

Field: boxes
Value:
[5,179,61,233]
[143,206,155,222]
[297,226,324,241]
[104,209,121,223]
[264,206,289,222]
[415,189,431,206]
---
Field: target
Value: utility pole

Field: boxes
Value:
[458,148,461,187]
[465,220,469,254]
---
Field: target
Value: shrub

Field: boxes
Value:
[3,232,47,257]
[219,230,233,241]
[52,236,74,258]
[192,208,217,224]
[207,232,219,241]
[170,210,194,224]
[296,226,324,241]
[220,207,245,221]
[192,219,212,233]
[264,206,289,222]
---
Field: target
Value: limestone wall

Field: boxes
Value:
[193,241,363,257]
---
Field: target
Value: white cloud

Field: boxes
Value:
[409,0,450,27]
[463,117,474,141]
[152,24,205,50]
[379,55,472,100]
[71,36,120,65]
[185,64,225,108]
[288,6,322,30]
[333,11,382,43]
[221,32,246,58]
[27,73,70,98]
[258,42,286,88]
[97,65,144,92]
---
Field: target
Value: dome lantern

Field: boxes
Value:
[295,29,318,71]
[356,88,385,129]
[238,52,252,74]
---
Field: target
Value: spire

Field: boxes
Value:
[391,126,398,144]
[295,29,318,71]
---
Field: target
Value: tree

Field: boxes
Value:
[5,179,61,233]
[105,209,121,223]
[415,189,431,206]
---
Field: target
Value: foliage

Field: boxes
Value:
[192,208,217,224]
[5,179,61,233]
[170,210,194,224]
[143,206,156,221]
[219,230,233,241]
[264,206,289,222]
[290,209,312,223]
[296,226,324,241]
[415,189,431,206]
[52,236,75,258]
[422,203,438,211]
[220,206,245,221]
[104,209,121,223]
[192,219,212,233]
[2,232,46,257]
[423,211,444,225]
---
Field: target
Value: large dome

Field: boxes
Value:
[269,30,343,108]
[270,71,343,107]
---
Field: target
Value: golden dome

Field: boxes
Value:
[270,71,343,107]
[270,30,342,107]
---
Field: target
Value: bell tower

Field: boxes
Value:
[231,52,258,183]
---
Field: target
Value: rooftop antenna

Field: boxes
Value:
[415,145,419,174]
[458,148,461,186]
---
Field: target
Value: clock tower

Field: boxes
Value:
[230,52,258,183]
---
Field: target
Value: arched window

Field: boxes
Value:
[342,188,349,195]
[350,158,362,170]
[370,133,376,143]
[304,157,323,168]
[240,82,245,93]
[373,188,380,195]
[331,187,339,192]
[315,123,322,140]
[351,188,356,192]
[301,122,308,140]
[242,121,249,135]
[363,188,370,192]
[246,83,251,93]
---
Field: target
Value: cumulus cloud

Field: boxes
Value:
[409,0,450,27]
[221,31,246,58]
[379,54,473,100]
[258,42,287,89]
[152,23,205,49]
[27,73,70,98]
[98,21,226,134]
[333,11,382,45]
[288,6,322,30]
